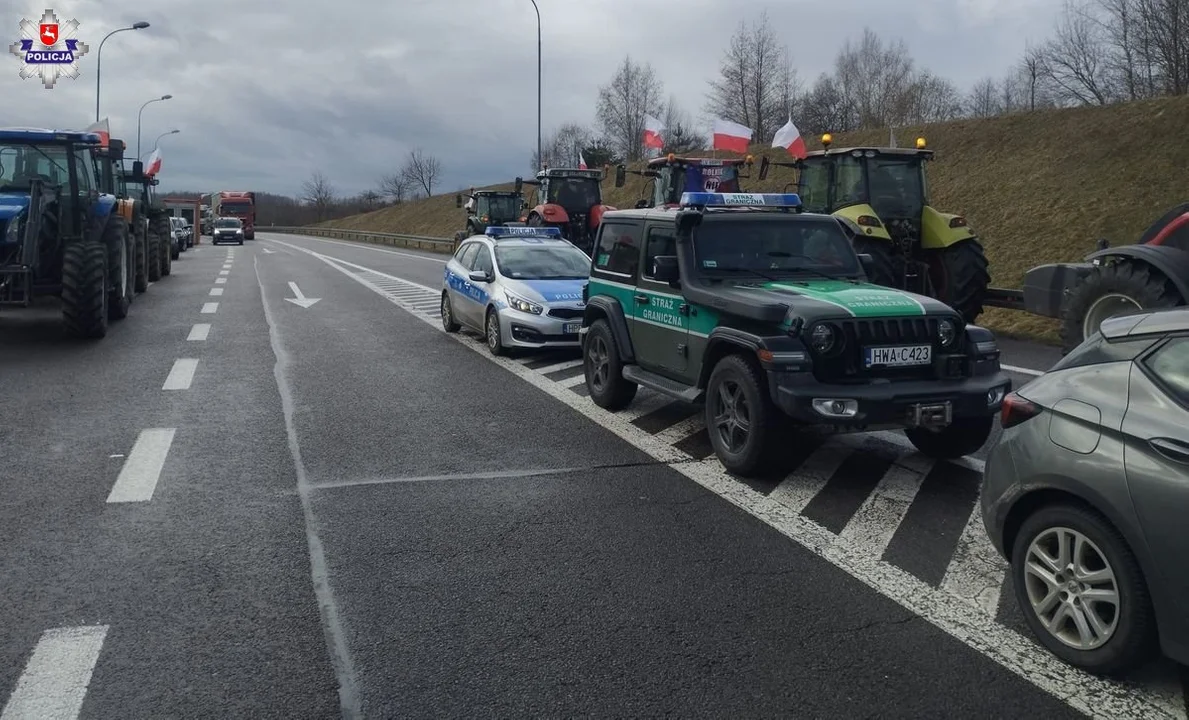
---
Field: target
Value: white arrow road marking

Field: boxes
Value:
[262,248,276,254]
[285,281,321,308]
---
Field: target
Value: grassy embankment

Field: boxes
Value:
[317,95,1189,343]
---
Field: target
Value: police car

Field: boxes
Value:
[441,226,590,355]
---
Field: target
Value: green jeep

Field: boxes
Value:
[579,192,1011,476]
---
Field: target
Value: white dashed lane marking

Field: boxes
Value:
[162,359,198,390]
[201,302,218,314]
[1,625,108,720]
[187,324,210,342]
[106,429,176,503]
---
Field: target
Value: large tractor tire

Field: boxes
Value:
[134,221,149,293]
[926,239,991,325]
[1059,260,1183,354]
[152,215,176,262]
[147,220,163,282]
[61,241,108,339]
[106,216,133,321]
[852,235,899,287]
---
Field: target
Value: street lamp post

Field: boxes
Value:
[95,21,150,122]
[144,129,180,160]
[529,0,541,171]
[137,94,172,158]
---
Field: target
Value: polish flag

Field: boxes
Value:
[85,118,110,148]
[144,147,162,176]
[643,114,664,149]
[578,151,587,170]
[772,118,807,159]
[712,118,753,154]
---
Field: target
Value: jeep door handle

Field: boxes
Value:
[1149,437,1189,464]
[634,294,649,304]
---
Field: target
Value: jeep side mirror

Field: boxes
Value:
[635,199,649,209]
[857,253,874,277]
[514,177,523,194]
[615,164,626,188]
[652,255,679,284]
[758,156,770,180]
[455,193,462,208]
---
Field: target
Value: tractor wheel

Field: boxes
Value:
[61,241,108,339]
[926,239,991,325]
[852,235,899,288]
[106,216,133,320]
[1059,260,1182,354]
[134,222,149,292]
[147,221,162,282]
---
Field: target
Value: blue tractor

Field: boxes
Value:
[0,128,135,338]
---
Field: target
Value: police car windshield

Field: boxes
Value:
[692,216,860,278]
[495,244,590,280]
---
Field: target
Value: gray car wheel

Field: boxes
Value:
[441,293,460,333]
[485,308,505,356]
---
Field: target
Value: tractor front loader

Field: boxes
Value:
[759,133,991,324]
[613,154,755,209]
[0,128,135,338]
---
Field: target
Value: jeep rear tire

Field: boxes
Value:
[705,353,780,477]
[583,319,637,410]
[904,415,993,459]
[61,241,108,339]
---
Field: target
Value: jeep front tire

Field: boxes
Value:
[583,319,637,410]
[705,353,780,477]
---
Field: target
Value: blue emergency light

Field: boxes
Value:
[679,192,802,208]
[485,225,562,238]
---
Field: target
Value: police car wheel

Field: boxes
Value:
[441,293,460,333]
[485,308,505,355]
[583,319,637,410]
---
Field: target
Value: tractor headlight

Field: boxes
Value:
[938,318,958,347]
[5,215,20,244]
[808,322,836,353]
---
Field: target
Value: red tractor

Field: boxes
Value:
[614,154,756,209]
[515,167,614,254]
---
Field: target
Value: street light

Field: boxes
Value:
[95,21,150,121]
[143,129,179,160]
[137,94,172,158]
[529,0,541,171]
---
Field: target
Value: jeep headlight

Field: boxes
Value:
[808,322,836,353]
[505,291,543,315]
[938,318,958,347]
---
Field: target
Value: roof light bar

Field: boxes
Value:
[485,226,562,238]
[679,192,803,208]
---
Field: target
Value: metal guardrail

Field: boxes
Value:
[265,225,455,254]
[985,287,1025,311]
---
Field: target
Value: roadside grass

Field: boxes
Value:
[318,95,1189,344]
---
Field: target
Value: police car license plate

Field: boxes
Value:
[865,345,931,367]
[564,322,581,334]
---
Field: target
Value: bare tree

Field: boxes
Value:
[1020,44,1047,110]
[967,77,1001,117]
[400,148,441,196]
[834,28,917,128]
[797,73,854,134]
[532,122,595,170]
[907,71,965,122]
[704,11,800,143]
[379,172,411,204]
[1038,0,1115,105]
[660,97,703,153]
[1134,0,1189,95]
[300,171,336,221]
[595,55,666,161]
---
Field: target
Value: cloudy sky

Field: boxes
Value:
[1,0,1061,199]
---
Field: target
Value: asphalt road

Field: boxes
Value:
[0,233,1183,719]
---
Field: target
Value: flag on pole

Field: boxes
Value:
[578,151,587,170]
[85,118,110,148]
[144,147,162,176]
[771,119,807,159]
[711,118,753,153]
[643,114,665,149]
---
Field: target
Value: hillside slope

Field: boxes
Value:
[318,96,1189,341]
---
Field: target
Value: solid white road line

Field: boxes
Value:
[1,625,108,720]
[274,238,1177,720]
[106,429,176,503]
[187,324,211,341]
[262,233,448,264]
[835,464,924,558]
[535,359,584,375]
[1002,363,1044,377]
[201,302,219,314]
[768,444,851,514]
[162,359,198,390]
[209,288,223,296]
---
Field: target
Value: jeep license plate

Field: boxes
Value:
[564,322,581,334]
[865,345,931,368]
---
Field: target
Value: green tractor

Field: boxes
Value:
[613,153,756,209]
[759,133,990,324]
[94,138,157,291]
[120,159,174,274]
[453,189,526,246]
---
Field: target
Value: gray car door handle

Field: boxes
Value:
[1148,437,1189,464]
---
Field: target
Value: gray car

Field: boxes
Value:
[440,226,590,355]
[981,307,1189,676]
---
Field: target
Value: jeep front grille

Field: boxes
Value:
[809,316,966,383]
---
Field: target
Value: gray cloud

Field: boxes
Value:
[0,0,1061,198]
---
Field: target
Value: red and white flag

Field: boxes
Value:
[578,151,587,170]
[643,114,664,149]
[85,118,110,148]
[144,147,162,176]
[771,118,807,159]
[712,118,753,153]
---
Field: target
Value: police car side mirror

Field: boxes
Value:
[467,270,491,283]
[652,255,679,284]
[857,253,874,276]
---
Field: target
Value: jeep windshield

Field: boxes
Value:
[481,196,521,219]
[691,216,861,279]
[495,244,590,280]
[0,143,71,191]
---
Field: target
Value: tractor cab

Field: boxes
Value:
[93,138,137,226]
[614,154,755,209]
[454,190,525,237]
[757,134,990,323]
[514,167,614,254]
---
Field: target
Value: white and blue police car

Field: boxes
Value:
[441,226,590,355]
